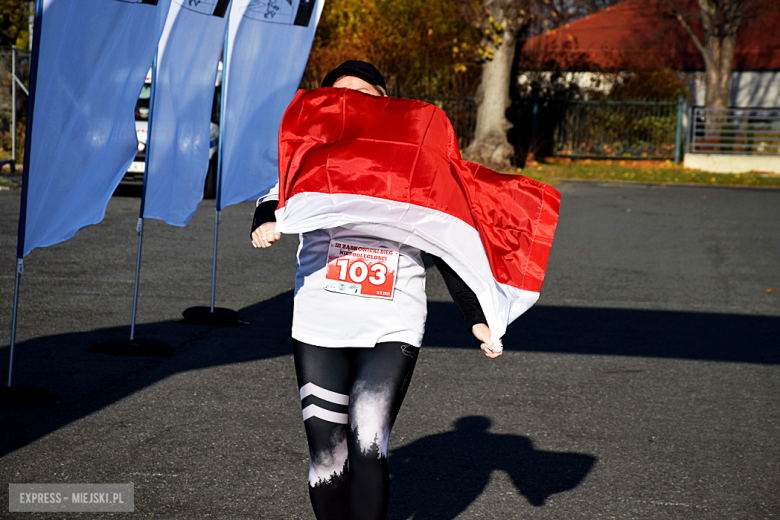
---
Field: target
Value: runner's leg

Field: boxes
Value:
[293,340,353,520]
[348,342,419,520]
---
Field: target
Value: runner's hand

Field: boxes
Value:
[252,222,281,248]
[472,323,503,358]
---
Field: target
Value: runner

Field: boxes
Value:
[251,60,500,520]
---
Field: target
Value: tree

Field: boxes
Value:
[0,0,30,48]
[459,0,531,169]
[662,0,762,109]
[458,0,608,168]
[302,0,481,96]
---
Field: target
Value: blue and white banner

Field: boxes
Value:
[142,0,232,226]
[18,0,171,257]
[217,0,323,210]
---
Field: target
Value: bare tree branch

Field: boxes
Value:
[661,0,712,65]
[721,0,758,35]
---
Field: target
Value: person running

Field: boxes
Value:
[251,60,501,520]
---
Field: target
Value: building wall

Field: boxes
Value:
[690,74,706,106]
[519,70,779,108]
[689,71,780,108]
[730,71,780,107]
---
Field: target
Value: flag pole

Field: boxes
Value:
[7,258,23,387]
[128,51,155,343]
[130,216,144,341]
[90,50,172,357]
[182,28,240,328]
[2,0,56,406]
[211,30,228,316]
[210,208,221,314]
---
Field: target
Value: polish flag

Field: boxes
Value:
[274,89,560,343]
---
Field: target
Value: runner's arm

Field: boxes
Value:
[251,183,281,248]
[431,255,486,329]
[251,199,277,234]
[432,256,501,357]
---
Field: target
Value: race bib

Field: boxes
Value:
[324,240,400,299]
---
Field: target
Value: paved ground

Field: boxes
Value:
[0,181,778,519]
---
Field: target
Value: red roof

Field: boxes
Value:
[517,0,780,72]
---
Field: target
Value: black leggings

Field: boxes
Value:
[293,340,419,520]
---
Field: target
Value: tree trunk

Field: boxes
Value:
[699,0,737,109]
[707,31,736,108]
[463,28,517,169]
[665,0,752,109]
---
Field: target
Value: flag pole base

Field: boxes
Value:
[181,306,241,327]
[88,338,174,357]
[0,385,57,406]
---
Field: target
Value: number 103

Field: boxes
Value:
[335,258,387,285]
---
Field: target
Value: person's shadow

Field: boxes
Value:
[387,416,596,519]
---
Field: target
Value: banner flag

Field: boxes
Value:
[274,89,561,342]
[141,0,232,226]
[18,0,171,257]
[217,0,323,210]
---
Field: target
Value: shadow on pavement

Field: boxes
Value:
[1,291,778,458]
[426,303,780,364]
[388,416,596,519]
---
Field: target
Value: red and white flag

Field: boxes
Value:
[274,89,561,342]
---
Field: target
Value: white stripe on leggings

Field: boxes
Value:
[302,404,349,424]
[299,382,350,405]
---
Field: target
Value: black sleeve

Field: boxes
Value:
[431,255,487,329]
[251,200,278,237]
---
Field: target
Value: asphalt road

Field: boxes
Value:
[0,180,778,519]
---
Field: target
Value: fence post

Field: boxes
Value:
[674,93,684,164]
[686,104,693,155]
[531,88,539,155]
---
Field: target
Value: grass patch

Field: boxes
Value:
[517,159,780,188]
[0,176,19,189]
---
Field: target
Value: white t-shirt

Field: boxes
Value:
[258,183,428,348]
[291,226,427,348]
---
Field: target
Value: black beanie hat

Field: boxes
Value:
[321,60,387,95]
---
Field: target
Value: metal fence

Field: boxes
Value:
[688,107,780,155]
[406,95,476,150]
[0,47,31,168]
[544,97,684,161]
[403,95,687,162]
